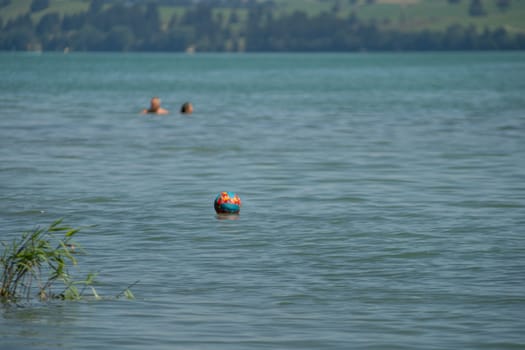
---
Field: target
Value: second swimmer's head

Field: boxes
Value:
[180,102,193,114]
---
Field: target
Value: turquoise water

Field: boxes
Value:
[1,52,524,349]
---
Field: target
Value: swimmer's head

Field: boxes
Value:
[150,97,161,112]
[180,102,193,114]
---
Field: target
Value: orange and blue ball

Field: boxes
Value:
[214,192,242,214]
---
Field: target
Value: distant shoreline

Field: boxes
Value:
[2,0,524,52]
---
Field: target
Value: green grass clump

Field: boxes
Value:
[0,219,134,304]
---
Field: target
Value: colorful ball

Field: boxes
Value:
[214,192,242,214]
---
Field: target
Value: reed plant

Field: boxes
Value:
[1,219,134,304]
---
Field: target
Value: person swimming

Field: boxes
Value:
[180,102,193,114]
[142,97,169,115]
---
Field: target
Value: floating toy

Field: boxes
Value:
[214,192,242,214]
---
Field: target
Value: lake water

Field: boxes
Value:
[1,52,524,349]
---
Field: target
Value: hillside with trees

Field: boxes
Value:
[1,0,524,51]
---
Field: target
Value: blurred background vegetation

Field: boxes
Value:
[1,0,524,51]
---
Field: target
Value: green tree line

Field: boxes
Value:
[1,0,524,52]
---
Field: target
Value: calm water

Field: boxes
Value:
[1,52,524,349]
